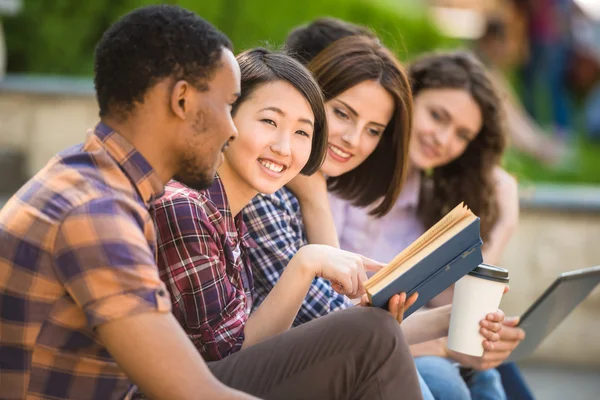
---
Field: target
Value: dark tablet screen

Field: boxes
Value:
[506,266,600,362]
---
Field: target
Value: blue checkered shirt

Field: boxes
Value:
[243,187,353,326]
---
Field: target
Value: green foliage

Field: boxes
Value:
[4,0,454,75]
[5,2,598,183]
[5,0,111,74]
[505,137,600,185]
[179,0,456,63]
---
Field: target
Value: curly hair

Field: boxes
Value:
[409,51,506,242]
[94,5,232,119]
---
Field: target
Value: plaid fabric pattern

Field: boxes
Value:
[0,122,172,400]
[243,188,353,327]
[153,177,255,362]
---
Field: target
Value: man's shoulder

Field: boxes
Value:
[4,144,144,226]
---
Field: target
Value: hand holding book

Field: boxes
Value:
[388,292,420,324]
[365,203,484,318]
[357,291,419,324]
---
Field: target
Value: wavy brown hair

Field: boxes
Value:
[308,36,413,217]
[410,51,506,241]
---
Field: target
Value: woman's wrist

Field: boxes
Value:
[290,246,319,280]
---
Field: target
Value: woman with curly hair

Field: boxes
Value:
[409,50,515,265]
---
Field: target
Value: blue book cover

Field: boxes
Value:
[369,218,483,318]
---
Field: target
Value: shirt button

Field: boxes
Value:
[157,289,166,297]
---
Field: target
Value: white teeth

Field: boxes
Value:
[329,144,351,158]
[259,160,284,173]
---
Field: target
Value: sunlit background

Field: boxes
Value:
[1,1,599,398]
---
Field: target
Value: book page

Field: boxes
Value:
[366,214,477,295]
[365,202,473,289]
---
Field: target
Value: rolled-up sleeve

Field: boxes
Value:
[52,197,171,329]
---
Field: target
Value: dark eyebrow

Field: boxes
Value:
[259,106,314,128]
[298,118,314,128]
[338,99,387,129]
[259,106,285,115]
[337,100,359,117]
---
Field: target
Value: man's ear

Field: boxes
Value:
[170,80,189,120]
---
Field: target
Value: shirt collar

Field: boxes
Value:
[94,122,164,207]
[205,174,257,249]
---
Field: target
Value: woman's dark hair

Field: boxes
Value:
[308,35,412,217]
[94,5,232,120]
[409,51,506,241]
[233,48,327,175]
[285,17,376,66]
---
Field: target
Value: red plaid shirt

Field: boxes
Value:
[153,177,255,361]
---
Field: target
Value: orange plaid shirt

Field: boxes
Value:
[0,122,171,399]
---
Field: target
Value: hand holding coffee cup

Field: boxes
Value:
[479,309,506,351]
[447,264,510,356]
[447,314,525,370]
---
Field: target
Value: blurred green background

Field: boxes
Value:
[3,0,454,75]
[3,0,599,185]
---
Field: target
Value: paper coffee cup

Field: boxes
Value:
[447,263,509,356]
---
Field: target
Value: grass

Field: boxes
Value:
[504,136,600,185]
[504,70,600,186]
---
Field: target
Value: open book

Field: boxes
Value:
[365,203,483,317]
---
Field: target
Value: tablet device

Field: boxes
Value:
[506,266,600,362]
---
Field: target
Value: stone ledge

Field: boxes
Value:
[0,74,94,96]
[3,74,600,211]
[519,183,600,212]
